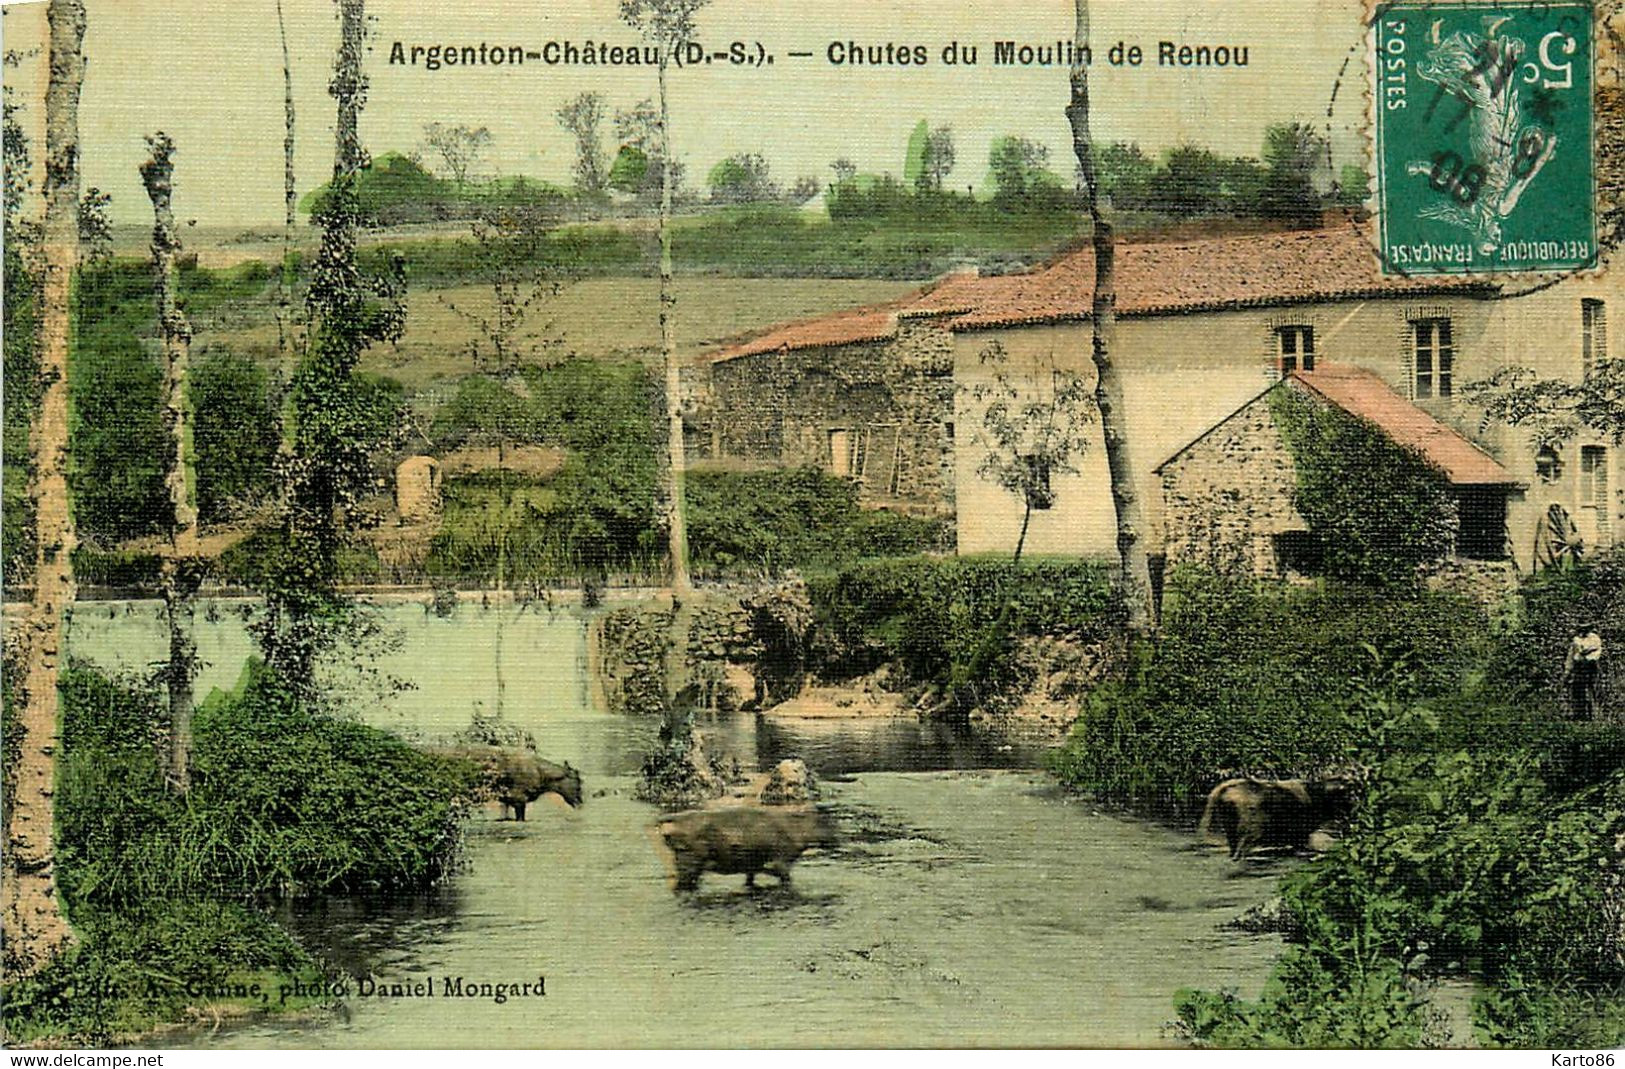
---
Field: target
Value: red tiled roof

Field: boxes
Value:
[708,225,1497,361]
[707,271,1017,362]
[946,225,1495,330]
[709,305,901,361]
[1289,364,1517,486]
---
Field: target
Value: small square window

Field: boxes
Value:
[1021,453,1054,510]
[1275,325,1316,374]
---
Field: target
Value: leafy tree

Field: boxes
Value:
[903,120,930,188]
[256,0,407,699]
[969,341,1094,563]
[1336,163,1371,207]
[139,131,201,790]
[707,152,777,203]
[1151,144,1228,216]
[788,175,821,204]
[612,98,685,202]
[608,144,649,194]
[1219,155,1269,214]
[191,353,279,524]
[418,121,491,186]
[988,135,1058,207]
[923,125,956,192]
[1466,363,1625,449]
[76,186,111,262]
[1093,141,1154,210]
[1259,121,1328,227]
[556,92,608,194]
[620,0,711,801]
[830,156,857,185]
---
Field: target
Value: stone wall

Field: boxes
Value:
[702,318,957,512]
[1158,387,1305,577]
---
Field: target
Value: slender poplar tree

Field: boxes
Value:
[1064,0,1156,634]
[3,0,86,975]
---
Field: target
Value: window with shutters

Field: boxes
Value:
[1581,445,1610,540]
[1583,298,1607,377]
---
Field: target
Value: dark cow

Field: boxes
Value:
[657,805,838,892]
[1198,776,1358,860]
[437,745,583,820]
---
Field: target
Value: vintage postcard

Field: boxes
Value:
[1,0,1622,1052]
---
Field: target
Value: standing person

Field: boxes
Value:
[1565,623,1604,720]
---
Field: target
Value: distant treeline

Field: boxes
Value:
[307,119,1367,229]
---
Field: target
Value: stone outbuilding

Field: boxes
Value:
[1155,363,1522,577]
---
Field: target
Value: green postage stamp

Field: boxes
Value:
[1375,0,1596,273]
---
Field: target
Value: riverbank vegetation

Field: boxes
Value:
[0,662,475,1044]
[1046,556,1625,1047]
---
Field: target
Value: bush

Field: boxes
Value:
[1,901,320,1045]
[805,555,1118,694]
[191,352,280,524]
[55,662,475,906]
[71,546,162,589]
[687,467,948,578]
[1489,547,1625,722]
[1177,751,1625,1048]
[1048,569,1491,814]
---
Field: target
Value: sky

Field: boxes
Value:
[3,0,1375,227]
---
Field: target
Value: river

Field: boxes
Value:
[68,598,1286,1048]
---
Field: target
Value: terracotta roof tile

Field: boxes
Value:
[947,225,1496,330]
[708,225,1498,361]
[1289,363,1517,486]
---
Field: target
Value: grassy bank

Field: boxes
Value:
[0,661,475,1044]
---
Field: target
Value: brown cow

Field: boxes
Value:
[435,745,583,820]
[657,805,838,892]
[1198,776,1358,860]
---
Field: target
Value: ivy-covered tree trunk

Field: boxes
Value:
[622,0,711,801]
[656,50,691,600]
[1064,0,1155,635]
[275,0,297,360]
[3,0,86,976]
[258,0,402,697]
[140,132,200,790]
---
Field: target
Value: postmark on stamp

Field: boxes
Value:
[1374,0,1596,274]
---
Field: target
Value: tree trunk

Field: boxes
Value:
[657,54,691,598]
[1013,500,1033,566]
[1064,0,1155,635]
[332,1,365,183]
[140,132,199,791]
[275,0,297,360]
[3,0,87,975]
[494,438,507,720]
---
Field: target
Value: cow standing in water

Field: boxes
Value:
[1198,776,1358,860]
[432,746,583,820]
[657,806,838,892]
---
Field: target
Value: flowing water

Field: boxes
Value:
[70,599,1287,1048]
